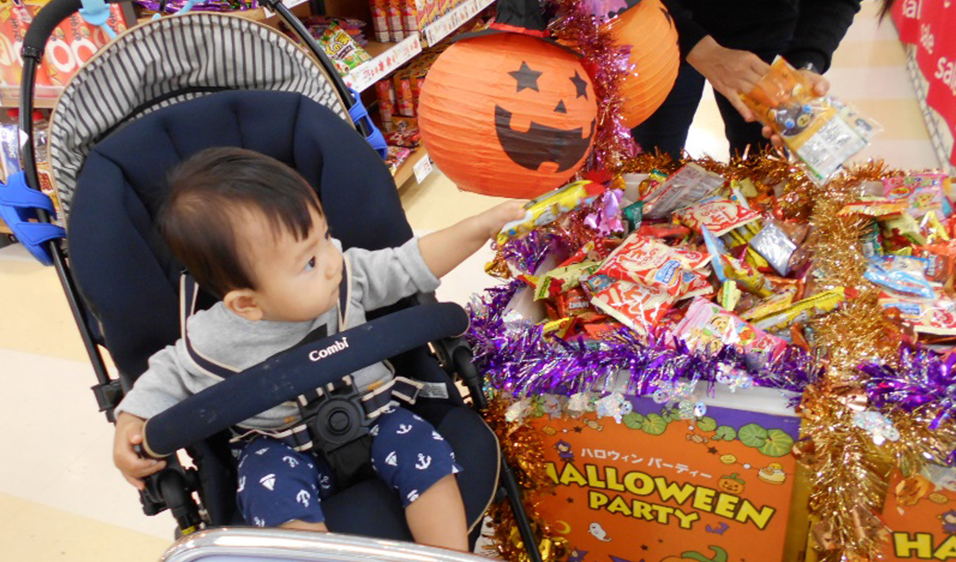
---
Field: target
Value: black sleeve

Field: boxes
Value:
[783,0,861,73]
[660,0,709,59]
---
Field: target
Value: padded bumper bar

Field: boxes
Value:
[143,302,469,457]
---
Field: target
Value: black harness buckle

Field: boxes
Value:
[305,384,372,454]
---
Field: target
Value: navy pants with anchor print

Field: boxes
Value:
[233,406,460,527]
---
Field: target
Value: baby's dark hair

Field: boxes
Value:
[159,147,324,299]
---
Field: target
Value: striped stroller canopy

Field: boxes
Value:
[48,12,351,221]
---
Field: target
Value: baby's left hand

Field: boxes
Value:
[478,200,528,239]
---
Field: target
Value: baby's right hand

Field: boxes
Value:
[113,412,166,490]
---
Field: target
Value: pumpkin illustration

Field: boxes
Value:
[717,473,746,494]
[896,474,933,506]
[602,0,680,128]
[419,33,598,198]
[661,545,728,562]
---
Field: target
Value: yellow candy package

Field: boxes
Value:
[496,180,606,246]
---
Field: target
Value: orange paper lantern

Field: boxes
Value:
[419,33,598,198]
[604,0,680,129]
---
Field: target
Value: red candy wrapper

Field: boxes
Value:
[597,234,710,295]
[590,280,677,334]
[676,197,762,236]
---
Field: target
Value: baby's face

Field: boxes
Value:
[244,208,342,323]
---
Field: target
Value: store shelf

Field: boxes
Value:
[345,34,422,92]
[0,96,57,109]
[345,0,494,92]
[421,0,494,46]
[393,146,430,187]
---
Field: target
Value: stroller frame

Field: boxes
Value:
[14,1,543,560]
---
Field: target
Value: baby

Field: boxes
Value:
[113,147,524,550]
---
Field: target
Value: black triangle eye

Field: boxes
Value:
[554,100,567,114]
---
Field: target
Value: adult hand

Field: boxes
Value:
[686,36,770,122]
[761,70,830,149]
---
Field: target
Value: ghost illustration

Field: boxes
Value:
[588,522,611,541]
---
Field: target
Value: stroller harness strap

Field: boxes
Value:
[177,262,423,455]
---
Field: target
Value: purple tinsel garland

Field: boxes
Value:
[861,346,956,430]
[135,0,258,13]
[467,279,822,404]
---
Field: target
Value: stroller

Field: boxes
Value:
[0,0,541,558]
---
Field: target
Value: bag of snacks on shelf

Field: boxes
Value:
[318,23,371,76]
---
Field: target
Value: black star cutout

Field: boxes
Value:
[572,426,583,433]
[571,71,588,99]
[510,62,542,92]
[707,447,719,454]
[640,545,648,551]
[566,497,575,503]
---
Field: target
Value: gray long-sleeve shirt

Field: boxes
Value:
[115,237,439,430]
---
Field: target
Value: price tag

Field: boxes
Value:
[413,154,434,183]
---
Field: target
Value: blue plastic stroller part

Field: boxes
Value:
[78,0,117,38]
[0,171,65,265]
[348,88,388,160]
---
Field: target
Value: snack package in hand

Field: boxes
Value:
[741,57,881,184]
[496,180,606,246]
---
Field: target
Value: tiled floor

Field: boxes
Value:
[0,1,940,559]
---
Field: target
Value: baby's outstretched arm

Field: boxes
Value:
[113,412,166,490]
[417,201,526,279]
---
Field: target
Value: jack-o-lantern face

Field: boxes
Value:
[717,473,746,494]
[419,33,598,198]
[493,62,595,173]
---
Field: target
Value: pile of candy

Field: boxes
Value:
[479,164,956,396]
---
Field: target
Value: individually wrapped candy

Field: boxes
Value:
[641,163,726,219]
[533,261,602,300]
[673,297,788,358]
[622,200,643,231]
[590,280,676,334]
[838,198,909,218]
[750,222,798,275]
[864,256,936,300]
[740,288,797,321]
[750,287,846,333]
[919,242,956,286]
[675,196,762,236]
[497,180,606,246]
[879,297,956,336]
[883,172,946,219]
[596,233,710,295]
[721,254,773,297]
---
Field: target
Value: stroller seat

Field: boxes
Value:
[66,89,500,542]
